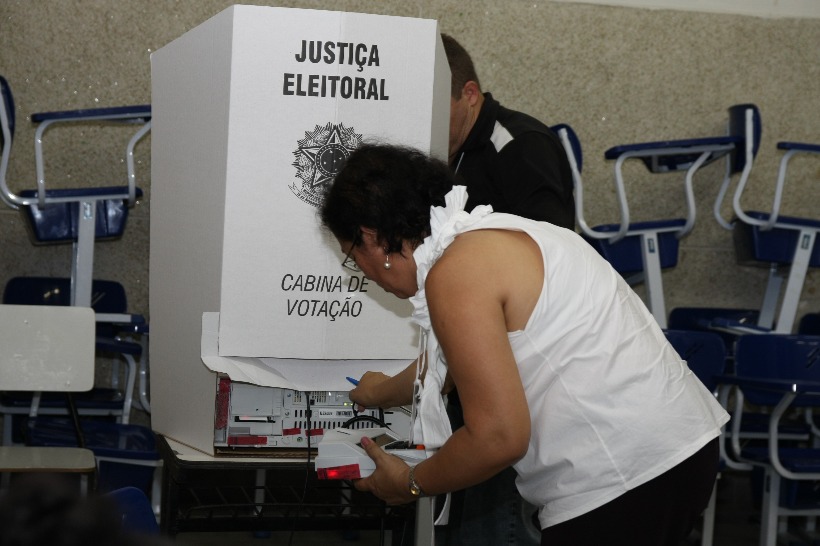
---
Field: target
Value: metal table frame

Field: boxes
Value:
[157,435,415,545]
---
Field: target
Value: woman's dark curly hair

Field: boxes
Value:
[320,143,455,254]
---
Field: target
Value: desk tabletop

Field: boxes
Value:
[159,435,313,467]
[0,446,96,473]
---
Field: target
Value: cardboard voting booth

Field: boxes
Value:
[150,5,449,454]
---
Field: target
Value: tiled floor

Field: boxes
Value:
[171,470,773,546]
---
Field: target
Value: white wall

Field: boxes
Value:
[552,0,820,18]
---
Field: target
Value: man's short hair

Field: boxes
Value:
[441,33,481,98]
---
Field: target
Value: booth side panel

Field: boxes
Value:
[430,31,451,162]
[149,7,237,454]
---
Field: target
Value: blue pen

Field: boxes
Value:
[346,376,360,386]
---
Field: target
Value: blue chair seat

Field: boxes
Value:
[668,307,761,328]
[28,418,160,494]
[735,412,812,438]
[668,307,760,354]
[18,186,143,244]
[741,446,820,474]
[583,218,686,275]
[733,210,820,267]
[106,486,160,535]
[742,452,820,511]
[2,392,130,445]
[28,418,156,458]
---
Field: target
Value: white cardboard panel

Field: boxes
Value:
[201,312,409,391]
[150,5,447,453]
[216,6,447,360]
[551,0,820,18]
[150,6,240,453]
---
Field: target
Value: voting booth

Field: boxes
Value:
[149,5,449,454]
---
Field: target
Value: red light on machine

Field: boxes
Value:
[317,464,361,480]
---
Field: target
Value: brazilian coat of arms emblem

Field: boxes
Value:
[291,122,362,207]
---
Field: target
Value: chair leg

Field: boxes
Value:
[110,358,121,391]
[757,264,783,330]
[700,479,717,546]
[759,470,780,546]
[639,231,667,328]
[2,414,13,445]
[150,462,163,520]
[137,336,151,413]
[120,353,137,425]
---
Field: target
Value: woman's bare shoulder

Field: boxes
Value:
[425,228,543,333]
[426,230,540,294]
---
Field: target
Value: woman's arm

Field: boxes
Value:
[348,359,418,408]
[354,230,542,501]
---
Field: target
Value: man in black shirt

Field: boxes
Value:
[445,34,575,229]
[439,34,577,546]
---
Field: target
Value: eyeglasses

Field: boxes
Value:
[342,237,361,272]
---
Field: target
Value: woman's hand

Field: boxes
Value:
[348,371,392,408]
[353,436,416,505]
[348,359,426,409]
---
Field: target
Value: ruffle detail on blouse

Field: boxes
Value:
[406,186,492,456]
[410,186,493,330]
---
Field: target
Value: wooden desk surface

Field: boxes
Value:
[161,436,311,466]
[0,446,96,473]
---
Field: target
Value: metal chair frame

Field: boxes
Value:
[0,304,98,494]
[554,105,758,328]
[719,334,820,546]
[0,75,151,308]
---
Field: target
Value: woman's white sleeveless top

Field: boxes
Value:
[409,187,729,529]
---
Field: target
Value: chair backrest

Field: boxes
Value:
[105,486,160,535]
[734,334,820,406]
[551,123,583,173]
[727,103,762,174]
[664,329,727,392]
[667,307,760,355]
[0,75,16,211]
[0,304,95,392]
[799,312,820,335]
[0,75,14,144]
[551,122,630,241]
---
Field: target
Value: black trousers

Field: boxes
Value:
[540,438,720,546]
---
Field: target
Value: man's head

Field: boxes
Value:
[441,34,480,99]
[441,34,485,161]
